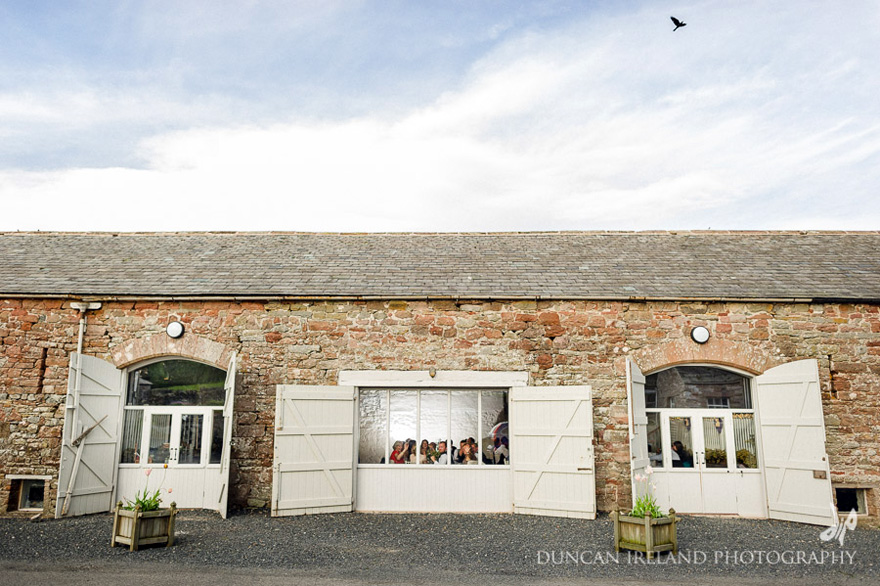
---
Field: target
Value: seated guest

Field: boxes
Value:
[432,441,455,465]
[461,443,478,464]
[390,440,406,464]
[494,437,509,465]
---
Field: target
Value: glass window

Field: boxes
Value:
[451,391,479,465]
[420,391,447,464]
[359,390,388,464]
[127,360,226,406]
[733,412,759,469]
[178,413,203,464]
[389,391,417,464]
[209,410,224,464]
[149,414,172,464]
[120,410,143,464]
[18,479,44,511]
[702,416,728,468]
[669,416,694,468]
[646,412,663,468]
[358,389,510,466]
[645,366,751,409]
[481,391,508,465]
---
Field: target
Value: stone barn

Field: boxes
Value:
[1,231,878,525]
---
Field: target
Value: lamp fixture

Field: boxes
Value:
[690,326,710,344]
[166,321,185,339]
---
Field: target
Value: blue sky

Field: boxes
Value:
[1,1,879,231]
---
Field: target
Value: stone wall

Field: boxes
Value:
[1,297,878,517]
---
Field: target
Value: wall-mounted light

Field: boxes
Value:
[166,321,185,339]
[690,326,710,344]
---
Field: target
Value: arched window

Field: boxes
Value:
[120,359,227,466]
[645,365,751,409]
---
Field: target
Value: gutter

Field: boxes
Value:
[0,292,858,303]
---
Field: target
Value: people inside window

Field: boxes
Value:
[358,388,509,466]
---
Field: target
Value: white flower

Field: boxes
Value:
[645,465,654,475]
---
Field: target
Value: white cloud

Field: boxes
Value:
[1,1,880,231]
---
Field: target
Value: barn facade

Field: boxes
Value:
[1,232,878,524]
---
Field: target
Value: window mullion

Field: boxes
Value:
[477,390,483,466]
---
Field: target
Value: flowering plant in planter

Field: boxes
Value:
[629,465,666,519]
[112,467,177,551]
[612,465,679,559]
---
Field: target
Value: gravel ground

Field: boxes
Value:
[2,511,878,583]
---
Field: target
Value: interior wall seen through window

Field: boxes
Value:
[645,366,751,409]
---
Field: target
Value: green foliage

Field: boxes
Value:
[123,487,162,511]
[704,449,727,467]
[630,493,665,519]
[736,448,758,469]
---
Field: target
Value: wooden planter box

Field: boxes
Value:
[111,501,177,551]
[611,508,679,560]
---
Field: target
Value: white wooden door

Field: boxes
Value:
[217,352,236,518]
[56,353,124,517]
[755,359,835,526]
[272,385,356,516]
[626,359,650,504]
[510,385,595,519]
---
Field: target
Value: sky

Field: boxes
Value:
[1,1,879,232]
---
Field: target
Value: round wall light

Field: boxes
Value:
[166,321,185,339]
[690,326,710,344]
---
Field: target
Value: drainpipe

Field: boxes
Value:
[60,301,102,517]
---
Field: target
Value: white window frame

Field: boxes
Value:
[643,364,761,473]
[120,357,228,470]
[341,370,527,471]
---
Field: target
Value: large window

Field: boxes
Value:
[120,359,227,466]
[358,389,509,466]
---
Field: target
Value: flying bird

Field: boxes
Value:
[671,16,686,31]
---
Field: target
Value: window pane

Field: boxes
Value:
[359,390,387,464]
[481,391,508,465]
[20,480,44,510]
[703,416,728,468]
[647,412,663,468]
[127,360,226,406]
[451,391,479,465]
[178,414,203,464]
[733,413,759,469]
[389,391,417,464]
[420,391,447,464]
[669,417,694,468]
[210,410,224,464]
[645,366,751,409]
[148,414,172,464]
[120,410,143,464]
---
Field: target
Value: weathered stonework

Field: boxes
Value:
[2,297,879,518]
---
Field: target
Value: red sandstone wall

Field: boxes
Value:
[1,298,878,516]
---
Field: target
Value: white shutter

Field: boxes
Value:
[56,353,124,518]
[756,359,835,526]
[217,352,237,519]
[272,385,355,516]
[626,358,649,503]
[510,385,595,519]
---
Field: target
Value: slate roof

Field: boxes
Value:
[1,232,879,301]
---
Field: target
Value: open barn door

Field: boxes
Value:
[755,359,835,526]
[626,358,650,504]
[217,352,237,518]
[510,385,595,519]
[272,385,356,516]
[56,353,124,518]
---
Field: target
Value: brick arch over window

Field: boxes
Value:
[630,337,781,375]
[110,333,235,370]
